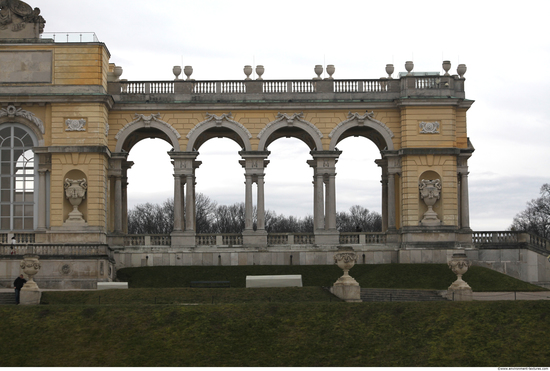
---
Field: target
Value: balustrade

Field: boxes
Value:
[0,244,107,256]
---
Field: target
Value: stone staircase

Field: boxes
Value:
[361,288,449,302]
[0,292,16,305]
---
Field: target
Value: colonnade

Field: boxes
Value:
[108,149,408,246]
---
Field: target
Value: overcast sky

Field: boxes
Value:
[33,0,550,230]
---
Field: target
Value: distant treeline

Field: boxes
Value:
[128,194,382,234]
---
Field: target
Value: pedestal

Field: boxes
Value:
[20,288,41,305]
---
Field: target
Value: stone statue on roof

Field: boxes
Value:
[0,0,45,39]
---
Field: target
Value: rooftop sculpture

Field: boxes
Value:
[0,0,45,39]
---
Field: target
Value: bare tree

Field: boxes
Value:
[337,205,382,232]
[127,199,173,234]
[510,183,550,239]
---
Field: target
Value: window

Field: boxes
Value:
[0,125,37,231]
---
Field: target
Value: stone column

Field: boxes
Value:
[37,169,47,231]
[375,159,388,232]
[185,174,195,232]
[257,174,266,230]
[326,174,337,230]
[173,175,183,232]
[310,150,341,245]
[461,173,470,229]
[239,151,270,246]
[458,154,472,230]
[314,172,324,230]
[387,173,396,230]
[109,153,128,235]
[244,173,254,231]
[169,151,200,247]
[114,176,123,233]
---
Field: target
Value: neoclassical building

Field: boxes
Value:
[1,1,549,289]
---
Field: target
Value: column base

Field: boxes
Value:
[314,230,340,245]
[242,230,268,247]
[170,232,196,248]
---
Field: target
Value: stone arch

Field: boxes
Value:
[115,113,181,152]
[0,105,45,146]
[329,111,394,151]
[257,113,324,151]
[186,113,252,151]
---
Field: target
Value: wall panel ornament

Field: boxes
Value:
[0,105,45,133]
[65,118,86,132]
[187,112,252,139]
[419,121,440,134]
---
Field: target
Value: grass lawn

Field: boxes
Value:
[1,264,548,367]
[116,263,548,292]
[1,301,550,367]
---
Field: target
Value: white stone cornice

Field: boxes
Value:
[115,113,181,140]
[257,112,323,140]
[0,105,45,134]
[187,112,252,140]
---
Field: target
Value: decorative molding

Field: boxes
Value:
[420,121,440,134]
[104,122,109,137]
[257,112,323,140]
[329,111,394,139]
[0,105,45,134]
[115,113,181,140]
[65,118,86,132]
[187,112,252,139]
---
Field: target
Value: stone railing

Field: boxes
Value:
[339,233,387,245]
[473,231,550,252]
[472,232,519,244]
[123,235,171,246]
[110,75,465,102]
[0,244,110,256]
[0,233,35,244]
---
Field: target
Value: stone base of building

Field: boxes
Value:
[170,232,196,248]
[315,230,340,245]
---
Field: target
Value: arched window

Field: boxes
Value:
[0,124,37,231]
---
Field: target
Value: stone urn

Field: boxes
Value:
[20,255,41,291]
[184,66,194,81]
[64,178,88,224]
[442,60,451,76]
[419,179,442,226]
[331,247,361,302]
[244,65,253,80]
[113,66,123,81]
[255,65,265,80]
[314,65,323,80]
[447,252,473,301]
[173,65,182,80]
[405,61,414,75]
[326,64,335,79]
[457,64,467,78]
[385,63,394,79]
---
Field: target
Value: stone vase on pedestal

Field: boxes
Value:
[20,255,42,305]
[419,179,442,226]
[330,247,361,302]
[446,252,473,301]
[64,178,88,226]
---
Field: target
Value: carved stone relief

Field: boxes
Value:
[420,121,440,134]
[65,118,86,132]
[419,179,442,226]
[0,105,45,133]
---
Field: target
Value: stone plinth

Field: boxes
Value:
[20,289,41,305]
[246,275,302,288]
[331,247,362,302]
[331,284,361,302]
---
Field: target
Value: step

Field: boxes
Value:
[360,288,448,302]
[0,292,17,305]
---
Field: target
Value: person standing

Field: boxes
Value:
[13,274,26,305]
